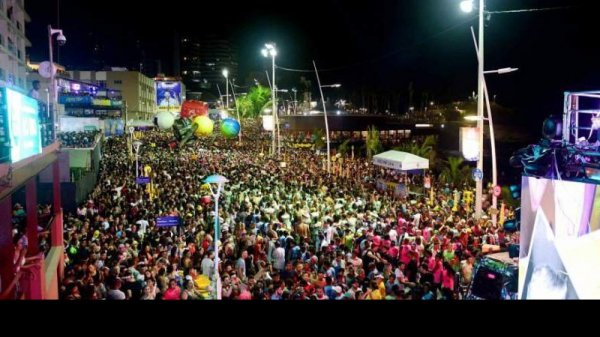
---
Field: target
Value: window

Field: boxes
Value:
[114,80,122,84]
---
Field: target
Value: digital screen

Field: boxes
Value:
[1,88,43,163]
[156,81,182,112]
[519,177,600,299]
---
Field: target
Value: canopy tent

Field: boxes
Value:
[373,151,429,171]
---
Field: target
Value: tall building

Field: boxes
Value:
[0,0,30,92]
[68,69,158,120]
[178,35,238,100]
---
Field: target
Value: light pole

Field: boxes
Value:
[128,126,135,157]
[461,0,485,219]
[292,88,298,114]
[223,69,229,110]
[48,26,66,139]
[262,43,278,157]
[229,78,243,143]
[314,60,342,174]
[133,141,142,179]
[469,24,518,225]
[203,174,229,300]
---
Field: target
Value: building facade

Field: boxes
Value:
[178,35,238,101]
[68,70,157,120]
[0,0,30,92]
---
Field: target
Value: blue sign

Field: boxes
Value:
[136,176,151,185]
[0,88,42,163]
[472,168,483,181]
[156,216,181,228]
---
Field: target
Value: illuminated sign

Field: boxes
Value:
[156,81,182,112]
[0,88,42,163]
[460,127,480,162]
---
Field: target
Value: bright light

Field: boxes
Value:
[336,111,341,115]
[465,115,481,122]
[461,127,480,161]
[265,43,275,50]
[460,0,474,13]
[592,116,600,130]
[441,124,445,129]
[222,69,229,78]
[270,49,277,57]
[415,124,433,128]
[430,101,435,106]
[261,49,269,57]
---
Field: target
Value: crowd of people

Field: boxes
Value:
[59,131,101,148]
[58,120,517,300]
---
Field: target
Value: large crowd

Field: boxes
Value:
[59,131,101,149]
[58,120,517,300]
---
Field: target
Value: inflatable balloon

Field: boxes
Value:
[181,100,209,119]
[193,116,214,137]
[220,118,241,139]
[156,111,175,130]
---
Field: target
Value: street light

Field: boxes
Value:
[314,60,341,174]
[48,26,66,139]
[321,84,342,88]
[203,174,229,300]
[484,67,519,75]
[460,0,485,219]
[460,0,474,13]
[262,43,278,157]
[222,69,229,110]
[133,141,142,179]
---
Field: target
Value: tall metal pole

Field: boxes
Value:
[272,56,277,157]
[230,80,242,143]
[313,61,331,174]
[48,26,57,140]
[471,27,498,226]
[475,0,485,219]
[225,75,229,110]
[213,184,222,300]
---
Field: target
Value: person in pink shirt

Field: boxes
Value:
[400,239,412,265]
[432,255,444,290]
[162,279,181,300]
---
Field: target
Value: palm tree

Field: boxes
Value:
[312,129,326,150]
[338,139,351,157]
[366,126,383,159]
[394,135,439,170]
[439,156,472,187]
[237,85,272,118]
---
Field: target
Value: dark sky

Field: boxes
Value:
[26,0,599,130]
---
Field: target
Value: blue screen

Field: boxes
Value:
[7,88,42,163]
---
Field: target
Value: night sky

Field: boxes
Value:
[26,0,599,131]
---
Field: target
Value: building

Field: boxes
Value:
[178,35,238,101]
[68,69,157,121]
[0,0,30,92]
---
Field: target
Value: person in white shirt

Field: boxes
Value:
[273,241,286,272]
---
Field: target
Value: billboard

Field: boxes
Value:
[519,177,600,299]
[156,81,182,113]
[0,88,42,163]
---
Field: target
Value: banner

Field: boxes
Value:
[460,127,480,162]
[156,216,181,228]
[156,81,182,113]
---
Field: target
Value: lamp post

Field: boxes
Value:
[203,174,229,300]
[313,59,341,175]
[223,69,229,110]
[292,88,298,114]
[48,25,66,139]
[133,141,142,179]
[128,126,135,157]
[460,0,485,219]
[470,23,518,225]
[262,43,278,157]
[229,78,243,143]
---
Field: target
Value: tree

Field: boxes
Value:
[394,135,439,170]
[366,126,383,159]
[312,129,325,150]
[338,139,351,157]
[439,156,472,187]
[236,85,272,119]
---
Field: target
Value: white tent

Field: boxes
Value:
[373,151,429,171]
